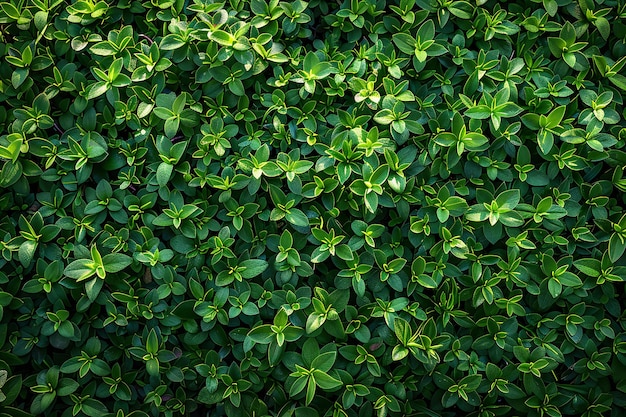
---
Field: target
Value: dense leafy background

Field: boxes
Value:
[1,0,626,416]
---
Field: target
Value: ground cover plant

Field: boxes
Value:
[1,0,626,416]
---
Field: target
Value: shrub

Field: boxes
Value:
[1,0,626,416]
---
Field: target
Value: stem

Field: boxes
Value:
[139,34,154,45]
[53,122,64,135]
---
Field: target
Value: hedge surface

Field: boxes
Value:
[1,0,626,416]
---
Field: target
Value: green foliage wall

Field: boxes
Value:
[1,0,626,416]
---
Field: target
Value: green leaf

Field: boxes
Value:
[1,2,20,20]
[593,16,610,40]
[373,109,396,125]
[466,205,489,222]
[561,21,576,44]
[335,244,354,261]
[11,68,29,89]
[558,272,582,287]
[146,328,159,355]
[87,82,109,100]
[313,370,342,389]
[609,234,626,263]
[172,94,186,115]
[387,258,407,273]
[547,278,562,298]
[33,93,50,114]
[153,107,174,119]
[85,278,104,302]
[608,74,626,91]
[289,375,308,397]
[573,259,601,277]
[495,189,520,211]
[394,317,412,344]
[392,345,409,361]
[498,103,523,118]
[310,247,330,263]
[156,162,174,188]
[56,378,79,396]
[247,325,274,344]
[211,30,235,46]
[57,321,74,338]
[164,117,180,138]
[466,105,491,119]
[464,132,489,150]
[435,132,457,147]
[18,240,37,268]
[311,351,336,373]
[459,374,482,391]
[33,392,56,414]
[306,312,325,333]
[370,165,390,185]
[537,131,554,154]
[64,259,96,282]
[239,259,269,278]
[285,209,309,227]
[302,378,315,405]
[81,398,109,417]
[146,358,159,376]
[449,2,473,18]
[90,41,118,56]
[364,192,378,213]
[280,230,293,248]
[499,212,524,227]
[546,105,565,128]
[102,253,132,273]
[544,0,557,15]
[160,34,187,50]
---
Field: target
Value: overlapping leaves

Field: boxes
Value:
[0,0,626,416]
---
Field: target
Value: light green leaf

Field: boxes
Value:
[64,259,96,282]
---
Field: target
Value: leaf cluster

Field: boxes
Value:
[0,0,626,416]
